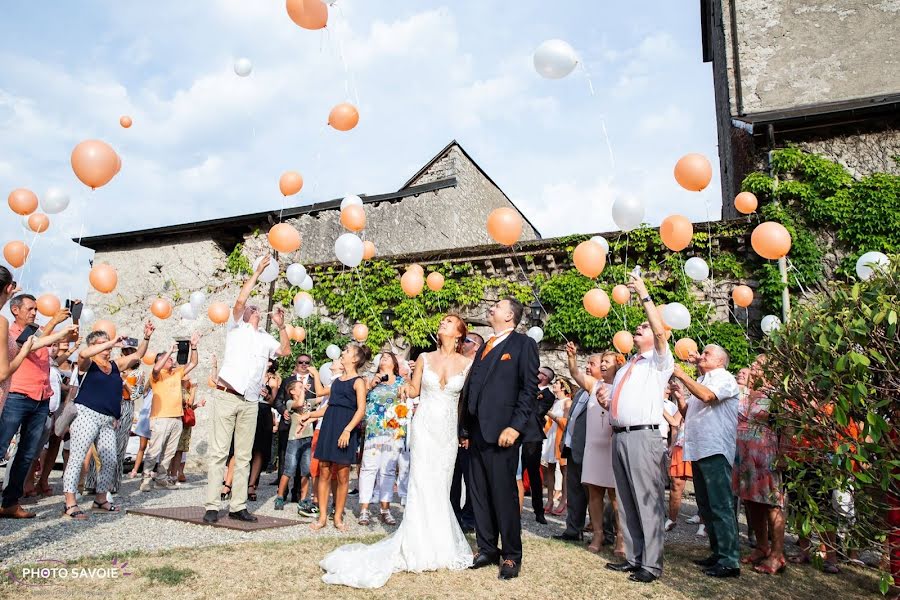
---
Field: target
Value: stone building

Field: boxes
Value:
[700,0,900,218]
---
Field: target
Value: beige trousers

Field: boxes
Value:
[204,389,257,512]
[144,416,183,479]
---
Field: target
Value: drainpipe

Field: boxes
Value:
[766,124,790,323]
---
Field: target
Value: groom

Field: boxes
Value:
[459,298,539,580]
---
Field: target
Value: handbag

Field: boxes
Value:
[182,404,196,428]
[54,366,87,437]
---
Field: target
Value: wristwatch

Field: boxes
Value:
[641,296,652,303]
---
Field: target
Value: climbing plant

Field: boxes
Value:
[272,316,349,378]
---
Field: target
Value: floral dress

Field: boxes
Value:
[733,387,784,507]
[364,376,408,451]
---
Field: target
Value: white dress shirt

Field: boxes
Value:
[682,367,740,465]
[609,346,674,428]
[484,327,514,353]
[660,399,678,439]
[217,315,281,402]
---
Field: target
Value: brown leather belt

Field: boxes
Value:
[213,383,242,398]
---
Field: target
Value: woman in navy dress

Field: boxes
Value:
[300,343,370,531]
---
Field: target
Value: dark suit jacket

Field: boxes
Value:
[521,386,555,444]
[459,331,540,444]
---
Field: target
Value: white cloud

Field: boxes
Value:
[637,104,691,137]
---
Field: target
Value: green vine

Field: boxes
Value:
[225,243,252,278]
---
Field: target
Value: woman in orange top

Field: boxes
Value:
[542,377,572,516]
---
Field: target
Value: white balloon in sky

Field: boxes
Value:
[42,187,70,214]
[234,58,253,77]
[286,263,307,287]
[611,197,645,232]
[590,236,609,254]
[855,251,889,281]
[533,39,579,79]
[340,195,363,211]
[252,256,278,283]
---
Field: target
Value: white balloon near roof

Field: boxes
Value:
[590,236,609,254]
[334,233,364,268]
[661,302,691,330]
[533,39,578,79]
[252,256,278,283]
[41,187,70,214]
[286,263,307,286]
[684,257,710,282]
[855,251,889,281]
[611,196,645,232]
[234,58,252,77]
[761,314,782,335]
[340,195,363,211]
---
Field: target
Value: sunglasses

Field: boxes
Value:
[297,360,310,365]
[463,338,474,344]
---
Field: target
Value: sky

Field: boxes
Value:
[0,0,721,302]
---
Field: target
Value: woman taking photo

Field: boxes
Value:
[542,377,572,516]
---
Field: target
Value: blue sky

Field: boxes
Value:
[0,0,720,301]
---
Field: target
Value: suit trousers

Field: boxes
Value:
[612,429,667,577]
[563,457,589,536]
[520,441,544,515]
[693,454,739,568]
[204,390,257,512]
[469,426,522,563]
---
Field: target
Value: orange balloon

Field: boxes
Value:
[142,353,155,366]
[284,324,295,340]
[27,213,50,234]
[583,288,610,318]
[89,264,118,294]
[426,272,445,292]
[150,298,173,319]
[120,116,132,128]
[286,0,328,30]
[268,223,302,254]
[352,323,369,342]
[92,319,117,340]
[340,205,366,232]
[407,264,424,275]
[732,285,754,308]
[36,294,61,317]
[674,153,713,192]
[115,153,122,174]
[292,326,307,343]
[657,304,673,331]
[208,302,230,324]
[362,241,376,260]
[328,102,359,131]
[573,240,607,278]
[659,214,693,252]
[3,241,29,268]
[613,331,634,354]
[751,221,792,260]
[734,191,758,215]
[71,139,119,189]
[674,338,698,361]
[401,269,424,297]
[486,207,523,246]
[279,171,303,196]
[7,188,38,215]
[611,284,631,305]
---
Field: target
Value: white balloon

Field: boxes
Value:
[293,297,314,319]
[526,326,544,343]
[340,195,363,211]
[286,263,307,287]
[299,274,313,291]
[590,236,609,254]
[761,314,782,335]
[684,257,710,282]
[533,39,579,79]
[855,251,890,281]
[80,307,95,324]
[319,362,334,386]
[41,187,70,214]
[252,256,278,283]
[234,57,252,77]
[334,233,364,268]
[178,303,196,321]
[661,302,691,330]
[611,197,645,232]
[189,291,206,311]
[326,344,341,361]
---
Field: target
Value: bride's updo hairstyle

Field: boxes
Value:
[350,343,372,370]
[439,314,468,354]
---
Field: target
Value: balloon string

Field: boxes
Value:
[579,62,615,172]
[507,247,569,343]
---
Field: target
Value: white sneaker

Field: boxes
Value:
[664,518,675,532]
[687,515,701,524]
[140,477,152,492]
[696,524,707,537]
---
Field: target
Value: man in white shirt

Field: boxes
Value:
[673,344,741,578]
[603,273,673,584]
[204,255,291,524]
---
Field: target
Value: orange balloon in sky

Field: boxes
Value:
[674,338,698,361]
[268,223,302,254]
[340,204,366,232]
[36,294,61,317]
[401,269,424,297]
[3,241,29,268]
[92,319,117,340]
[611,284,631,305]
[674,153,713,192]
[27,213,50,234]
[659,214,693,252]
[7,188,38,215]
[120,116,132,128]
[286,0,328,30]
[352,323,369,342]
[328,102,359,131]
[208,302,230,324]
[71,140,119,189]
[732,285,754,308]
[613,331,634,354]
[734,191,758,215]
[151,298,173,319]
[426,272,445,292]
[583,289,610,318]
[279,171,303,196]
[362,241,376,260]
[486,207,523,246]
[751,221,792,260]
[573,240,606,278]
[89,264,118,294]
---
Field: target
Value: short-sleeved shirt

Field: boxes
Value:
[609,346,674,428]
[217,315,281,402]
[8,322,52,401]
[150,367,186,418]
[288,373,317,441]
[683,368,741,465]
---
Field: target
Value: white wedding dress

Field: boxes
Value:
[320,355,474,588]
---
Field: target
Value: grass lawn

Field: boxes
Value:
[0,533,884,599]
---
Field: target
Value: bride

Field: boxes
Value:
[319,314,474,588]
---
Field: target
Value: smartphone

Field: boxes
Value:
[65,300,83,322]
[15,324,40,345]
[176,340,190,364]
[123,337,139,348]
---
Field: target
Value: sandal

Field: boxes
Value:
[63,504,88,520]
[92,500,120,513]
[358,509,371,526]
[754,557,786,575]
[741,547,770,565]
[380,510,396,525]
[220,483,232,501]
[551,503,567,516]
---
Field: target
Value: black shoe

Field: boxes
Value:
[267,479,280,486]
[202,510,219,524]
[692,555,719,568]
[704,564,740,578]
[347,488,359,496]
[552,531,583,542]
[629,568,658,583]
[470,553,499,569]
[605,561,639,573]
[228,509,258,522]
[498,559,520,580]
[535,512,547,525]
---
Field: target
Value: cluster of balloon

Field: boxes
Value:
[89,264,118,294]
[526,326,543,343]
[734,192,757,215]
[732,285,754,308]
[93,319,117,340]
[8,188,38,215]
[28,213,50,234]
[486,207,523,246]
[573,240,606,278]
[659,215,693,252]
[333,195,365,266]
[42,187,70,214]
[750,221,792,260]
[328,103,359,132]
[591,236,609,254]
[362,240,376,261]
[294,291,314,319]
[287,263,313,290]
[855,251,890,281]
[684,257,709,282]
[151,298,173,319]
[674,337,698,360]
[401,265,425,297]
[234,58,253,77]
[3,241,29,268]
[583,288,610,318]
[673,154,713,192]
[761,315,781,336]
[120,115,133,129]
[426,272,444,292]
[208,302,230,324]
[286,0,328,30]
[352,323,369,342]
[611,196,645,232]
[36,294,61,317]
[252,256,279,283]
[611,284,630,305]
[268,223,301,254]
[285,324,306,342]
[340,205,366,232]
[533,39,578,79]
[334,233,363,268]
[661,302,691,330]
[279,171,303,196]
[613,330,633,354]
[71,140,121,190]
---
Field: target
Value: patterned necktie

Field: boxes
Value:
[610,354,645,419]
